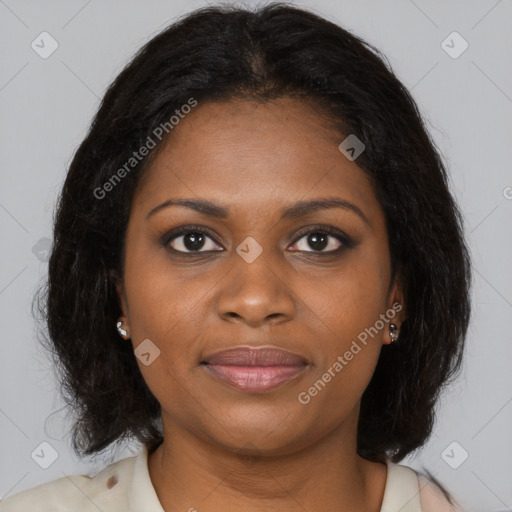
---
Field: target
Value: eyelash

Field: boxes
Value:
[160,224,353,256]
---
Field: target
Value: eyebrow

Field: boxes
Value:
[146,197,369,225]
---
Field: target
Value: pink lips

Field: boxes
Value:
[202,346,307,393]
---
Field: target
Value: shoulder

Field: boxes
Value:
[417,473,464,512]
[383,461,464,512]
[0,452,138,512]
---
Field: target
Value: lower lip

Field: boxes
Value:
[203,364,306,393]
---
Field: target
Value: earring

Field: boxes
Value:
[116,320,129,339]
[389,323,399,343]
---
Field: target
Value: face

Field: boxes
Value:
[116,97,405,455]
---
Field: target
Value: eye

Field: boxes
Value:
[163,226,223,253]
[161,225,352,255]
[288,226,351,254]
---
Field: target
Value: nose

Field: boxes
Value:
[216,252,296,328]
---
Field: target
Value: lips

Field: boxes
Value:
[202,346,308,393]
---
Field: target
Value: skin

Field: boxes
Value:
[116,97,406,512]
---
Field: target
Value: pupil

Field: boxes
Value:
[308,232,327,251]
[184,232,205,251]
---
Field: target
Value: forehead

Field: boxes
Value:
[132,98,381,224]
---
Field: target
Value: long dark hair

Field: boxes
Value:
[35,2,471,464]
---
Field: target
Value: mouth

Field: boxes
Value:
[201,346,308,393]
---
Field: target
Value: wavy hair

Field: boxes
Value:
[35,2,471,463]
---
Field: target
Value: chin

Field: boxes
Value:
[199,407,318,455]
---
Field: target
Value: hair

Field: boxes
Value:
[35,2,471,464]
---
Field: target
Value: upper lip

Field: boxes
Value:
[202,346,308,366]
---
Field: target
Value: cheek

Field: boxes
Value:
[122,238,211,338]
[120,250,200,393]
[317,245,391,344]
[122,257,205,413]
[297,244,390,400]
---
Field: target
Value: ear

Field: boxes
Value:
[110,269,129,321]
[383,275,406,345]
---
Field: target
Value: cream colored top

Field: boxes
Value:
[0,445,460,511]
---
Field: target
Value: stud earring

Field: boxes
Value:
[116,320,129,339]
[389,323,399,343]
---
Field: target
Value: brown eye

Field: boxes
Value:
[289,226,352,254]
[163,227,223,253]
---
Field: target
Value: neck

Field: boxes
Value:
[147,411,388,512]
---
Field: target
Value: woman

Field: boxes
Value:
[0,3,471,511]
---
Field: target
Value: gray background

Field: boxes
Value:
[1,1,511,510]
